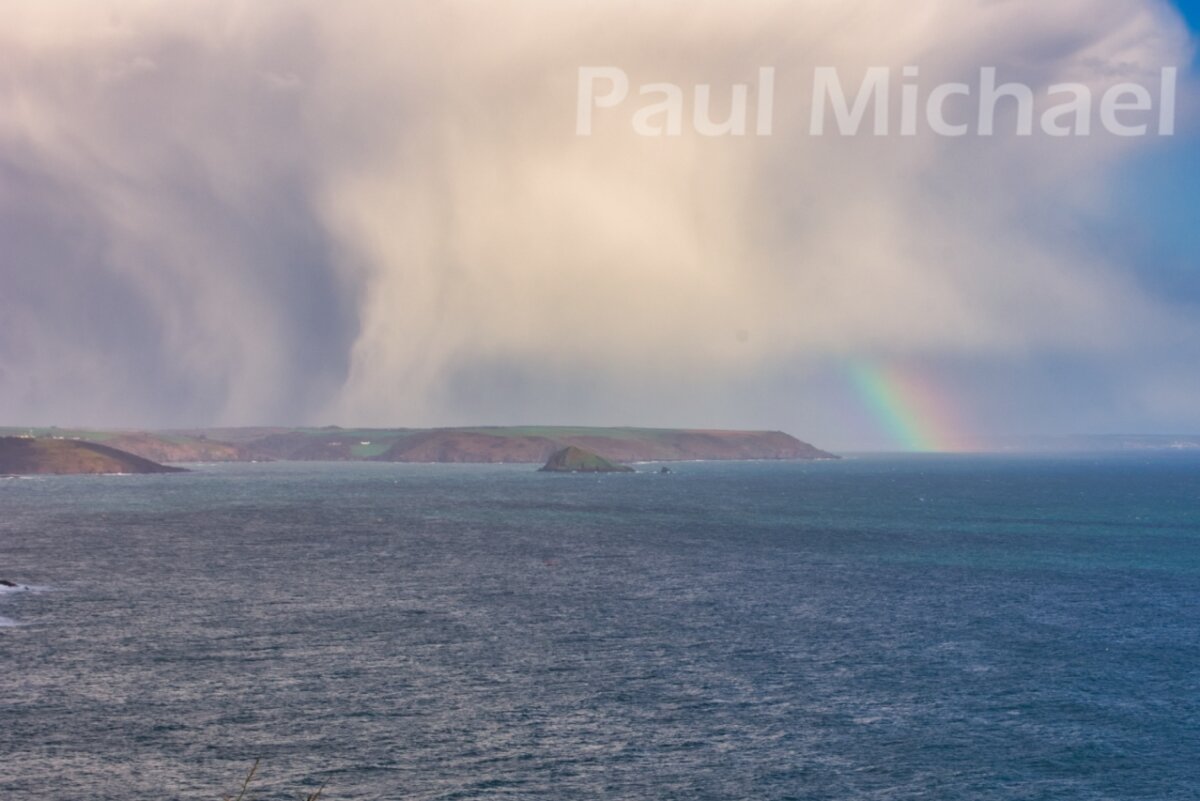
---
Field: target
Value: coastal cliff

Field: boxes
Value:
[0,437,187,476]
[232,427,839,464]
[0,426,839,465]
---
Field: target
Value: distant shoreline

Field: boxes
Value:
[0,426,839,467]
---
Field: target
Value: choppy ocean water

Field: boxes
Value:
[1,454,1198,800]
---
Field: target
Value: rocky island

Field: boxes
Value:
[539,446,635,473]
[0,437,187,476]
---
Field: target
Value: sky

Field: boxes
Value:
[1176,0,1200,29]
[0,0,1197,451]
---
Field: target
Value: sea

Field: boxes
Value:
[1,454,1198,800]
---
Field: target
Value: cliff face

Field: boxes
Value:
[378,431,563,463]
[373,428,836,464]
[101,433,241,463]
[539,446,634,473]
[555,429,831,462]
[0,437,187,476]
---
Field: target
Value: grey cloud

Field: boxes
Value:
[0,0,1196,446]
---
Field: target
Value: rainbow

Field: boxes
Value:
[847,361,976,452]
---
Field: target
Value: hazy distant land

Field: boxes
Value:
[0,426,837,467]
[987,434,1200,453]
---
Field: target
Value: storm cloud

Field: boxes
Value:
[1,0,1196,446]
